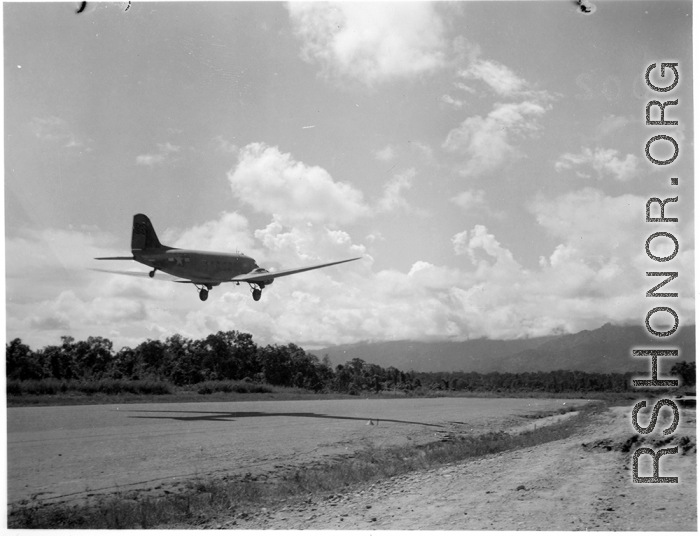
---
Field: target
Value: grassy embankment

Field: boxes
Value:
[9,400,605,529]
[6,377,647,407]
[6,378,323,406]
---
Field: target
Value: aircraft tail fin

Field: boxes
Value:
[131,213,163,251]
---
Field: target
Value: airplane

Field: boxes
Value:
[95,214,361,302]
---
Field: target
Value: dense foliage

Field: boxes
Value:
[6,333,695,395]
[5,333,418,394]
[413,361,695,392]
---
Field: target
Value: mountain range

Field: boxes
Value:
[312,323,695,374]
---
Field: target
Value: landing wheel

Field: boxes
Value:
[149,269,156,278]
[252,288,262,301]
[199,288,209,301]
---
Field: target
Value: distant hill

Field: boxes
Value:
[312,323,695,374]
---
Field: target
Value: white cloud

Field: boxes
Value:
[214,135,238,153]
[441,94,465,109]
[555,147,639,181]
[441,43,558,177]
[454,41,553,102]
[287,2,448,86]
[458,58,528,97]
[454,81,476,94]
[8,188,693,350]
[452,230,469,256]
[6,226,170,348]
[451,189,486,210]
[376,169,414,213]
[136,142,181,166]
[443,100,550,176]
[29,116,89,150]
[229,143,370,225]
[461,225,516,266]
[409,141,435,161]
[170,212,260,257]
[135,154,165,166]
[365,232,384,244]
[374,145,395,162]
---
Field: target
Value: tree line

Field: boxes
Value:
[414,362,695,392]
[5,332,419,394]
[6,333,695,394]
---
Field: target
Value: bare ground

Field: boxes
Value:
[212,406,696,531]
[8,397,579,507]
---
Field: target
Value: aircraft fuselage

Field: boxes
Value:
[134,248,259,284]
[96,213,359,302]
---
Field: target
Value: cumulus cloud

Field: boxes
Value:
[8,185,692,351]
[443,100,550,176]
[445,189,693,338]
[376,169,414,213]
[6,226,167,348]
[453,40,553,101]
[555,147,639,181]
[458,58,528,97]
[442,42,558,177]
[459,225,516,266]
[170,212,260,257]
[229,143,370,225]
[287,2,448,86]
[452,230,469,256]
[136,142,181,166]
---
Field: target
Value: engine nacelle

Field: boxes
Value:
[251,267,274,287]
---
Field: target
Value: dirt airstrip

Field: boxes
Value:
[9,398,696,530]
[205,406,697,531]
[7,397,582,507]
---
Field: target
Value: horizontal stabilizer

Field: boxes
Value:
[230,256,362,283]
[95,256,134,260]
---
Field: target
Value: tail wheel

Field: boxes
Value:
[252,288,262,301]
[149,269,156,278]
[199,289,209,301]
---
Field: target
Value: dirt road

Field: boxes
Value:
[227,406,696,531]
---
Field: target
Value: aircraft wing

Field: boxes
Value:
[92,268,238,285]
[230,257,362,283]
[90,268,182,281]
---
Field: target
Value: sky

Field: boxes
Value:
[4,1,694,351]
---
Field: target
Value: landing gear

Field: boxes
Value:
[249,283,264,302]
[196,284,213,301]
[149,269,157,278]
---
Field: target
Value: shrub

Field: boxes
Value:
[194,380,274,395]
[6,379,174,397]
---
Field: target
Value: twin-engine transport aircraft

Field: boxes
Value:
[95,214,361,302]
